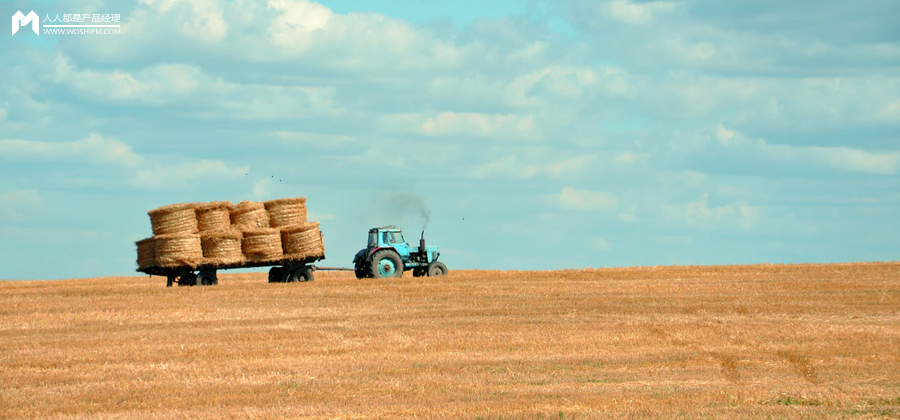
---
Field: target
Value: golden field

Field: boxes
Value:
[1,263,898,419]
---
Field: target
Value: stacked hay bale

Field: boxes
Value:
[265,198,324,261]
[136,197,325,271]
[282,222,326,260]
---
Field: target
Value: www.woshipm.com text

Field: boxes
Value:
[43,28,120,35]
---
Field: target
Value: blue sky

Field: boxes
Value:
[0,0,898,280]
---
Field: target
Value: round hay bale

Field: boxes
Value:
[154,234,203,268]
[201,229,244,266]
[242,228,283,262]
[281,222,325,260]
[148,202,198,235]
[196,201,233,232]
[231,201,269,230]
[136,237,156,270]
[264,197,308,228]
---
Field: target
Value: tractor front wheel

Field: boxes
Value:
[370,250,403,278]
[427,262,448,277]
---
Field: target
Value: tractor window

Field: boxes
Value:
[383,232,390,244]
[390,232,405,244]
[368,232,377,247]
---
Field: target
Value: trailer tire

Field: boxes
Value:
[179,273,197,287]
[370,250,403,279]
[286,267,314,283]
[268,267,283,283]
[427,262,448,277]
[197,270,217,286]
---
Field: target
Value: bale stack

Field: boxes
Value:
[201,230,244,266]
[282,222,325,260]
[154,234,203,268]
[148,203,198,235]
[136,238,156,270]
[242,229,283,262]
[231,201,269,230]
[196,201,232,232]
[265,198,307,228]
[136,197,324,271]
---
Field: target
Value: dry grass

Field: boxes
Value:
[1,263,898,419]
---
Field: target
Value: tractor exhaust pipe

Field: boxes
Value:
[420,230,426,251]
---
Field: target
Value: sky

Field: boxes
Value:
[0,0,898,280]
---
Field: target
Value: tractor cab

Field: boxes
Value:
[353,225,446,279]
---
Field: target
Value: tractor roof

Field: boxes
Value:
[370,225,402,232]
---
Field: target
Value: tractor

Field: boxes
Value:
[353,226,448,279]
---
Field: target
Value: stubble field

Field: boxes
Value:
[1,263,898,419]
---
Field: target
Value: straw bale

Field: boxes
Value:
[154,234,203,268]
[231,201,269,230]
[196,201,233,232]
[136,237,156,270]
[242,228,283,262]
[201,229,244,266]
[148,203,198,235]
[264,197,308,228]
[281,222,325,260]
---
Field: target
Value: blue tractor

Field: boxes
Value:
[353,226,448,279]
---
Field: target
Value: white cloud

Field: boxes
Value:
[471,155,539,180]
[590,237,612,252]
[267,0,334,50]
[663,193,760,230]
[716,124,900,175]
[133,160,249,189]
[0,190,41,223]
[471,153,598,180]
[550,187,618,212]
[0,133,142,167]
[420,112,535,138]
[606,0,677,25]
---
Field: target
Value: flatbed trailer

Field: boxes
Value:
[139,255,332,287]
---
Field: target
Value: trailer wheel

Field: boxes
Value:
[268,267,283,283]
[179,273,197,286]
[427,262,448,277]
[197,270,217,286]
[370,250,403,279]
[286,267,314,282]
[166,276,175,287]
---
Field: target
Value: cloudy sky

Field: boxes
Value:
[1,0,898,280]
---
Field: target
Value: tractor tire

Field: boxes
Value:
[197,270,217,286]
[370,250,403,279]
[268,267,283,283]
[427,262,448,277]
[286,267,314,283]
[413,267,427,277]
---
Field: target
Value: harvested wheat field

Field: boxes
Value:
[1,263,899,419]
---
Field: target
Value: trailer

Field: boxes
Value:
[140,255,325,287]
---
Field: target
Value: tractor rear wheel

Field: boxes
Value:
[370,250,403,278]
[427,262,448,277]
